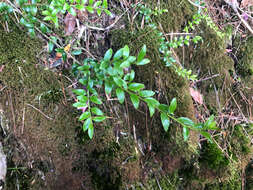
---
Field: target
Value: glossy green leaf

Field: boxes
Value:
[105,80,113,95]
[130,94,139,109]
[91,107,104,116]
[139,90,155,97]
[158,104,170,113]
[86,6,94,13]
[69,7,76,16]
[72,89,86,95]
[122,45,130,58]
[200,131,213,143]
[127,56,136,63]
[93,116,106,122]
[90,95,102,104]
[128,83,144,92]
[88,124,94,139]
[113,48,123,60]
[169,98,177,114]
[137,45,146,62]
[104,9,112,16]
[104,48,113,61]
[77,95,88,102]
[144,98,160,107]
[178,117,194,127]
[79,111,90,121]
[113,77,127,89]
[148,104,155,117]
[204,115,217,130]
[161,113,170,132]
[116,88,125,104]
[183,127,190,141]
[120,60,130,68]
[83,117,92,132]
[136,58,150,66]
[73,102,87,108]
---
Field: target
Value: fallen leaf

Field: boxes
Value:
[189,87,203,105]
[64,12,76,36]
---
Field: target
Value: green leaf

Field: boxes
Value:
[200,131,213,143]
[77,65,89,71]
[139,90,155,97]
[161,113,170,132]
[69,7,76,16]
[30,5,37,15]
[169,98,177,114]
[148,104,155,117]
[122,45,130,58]
[129,70,135,81]
[105,80,113,95]
[97,8,102,16]
[128,83,145,92]
[158,104,170,113]
[136,58,150,66]
[40,23,49,33]
[75,4,84,10]
[91,107,103,116]
[93,116,106,122]
[79,111,90,121]
[77,95,88,102]
[104,48,113,61]
[72,49,82,55]
[113,77,127,89]
[88,124,94,139]
[73,102,87,108]
[137,45,146,62]
[113,48,123,60]
[86,6,94,13]
[130,94,139,109]
[204,115,217,130]
[144,98,160,107]
[183,127,190,141]
[83,117,92,132]
[72,89,86,95]
[116,88,125,104]
[178,117,194,127]
[90,95,102,104]
[120,60,130,68]
[104,9,112,16]
[48,41,54,52]
[127,56,136,63]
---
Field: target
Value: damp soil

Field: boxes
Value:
[0,0,253,189]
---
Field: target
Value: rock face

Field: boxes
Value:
[0,142,7,190]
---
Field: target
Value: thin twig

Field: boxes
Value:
[26,103,53,120]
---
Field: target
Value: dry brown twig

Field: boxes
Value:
[224,0,253,34]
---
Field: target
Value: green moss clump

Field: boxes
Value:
[200,142,229,170]
[235,37,253,77]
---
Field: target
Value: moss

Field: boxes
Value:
[200,142,229,170]
[235,37,253,77]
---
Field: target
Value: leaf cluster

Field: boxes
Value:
[3,0,111,36]
[72,45,218,141]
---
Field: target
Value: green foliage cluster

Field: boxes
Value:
[42,0,111,28]
[72,45,218,139]
[0,0,111,36]
[0,2,13,21]
[136,4,204,80]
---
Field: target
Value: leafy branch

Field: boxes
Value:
[72,45,218,140]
